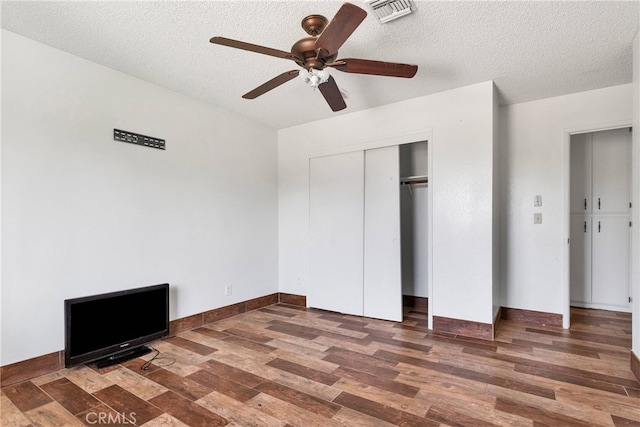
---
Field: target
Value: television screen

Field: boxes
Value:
[64,283,169,368]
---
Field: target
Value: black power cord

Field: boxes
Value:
[140,347,175,371]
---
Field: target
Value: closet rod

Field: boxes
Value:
[400,175,428,185]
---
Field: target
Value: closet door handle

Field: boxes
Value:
[584,221,587,232]
[598,198,601,210]
[584,198,587,210]
[598,221,601,233]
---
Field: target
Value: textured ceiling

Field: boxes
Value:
[2,1,639,130]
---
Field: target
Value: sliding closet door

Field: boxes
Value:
[364,146,402,321]
[309,151,364,316]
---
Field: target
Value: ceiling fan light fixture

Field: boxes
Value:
[299,68,330,89]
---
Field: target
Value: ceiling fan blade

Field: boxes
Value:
[329,58,418,78]
[318,76,347,111]
[314,3,367,56]
[210,36,301,61]
[242,70,300,99]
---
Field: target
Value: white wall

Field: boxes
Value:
[499,84,633,323]
[278,81,496,325]
[1,31,279,365]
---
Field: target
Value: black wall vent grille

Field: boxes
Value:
[114,129,165,150]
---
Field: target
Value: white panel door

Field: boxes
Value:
[570,133,592,213]
[592,216,629,308]
[309,151,364,316]
[570,216,591,303]
[592,128,631,214]
[363,146,402,321]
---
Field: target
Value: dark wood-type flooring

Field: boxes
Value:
[1,305,638,426]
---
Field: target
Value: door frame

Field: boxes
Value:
[563,120,632,328]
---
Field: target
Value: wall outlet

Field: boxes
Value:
[534,213,542,224]
[225,283,232,296]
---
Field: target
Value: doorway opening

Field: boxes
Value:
[568,126,633,349]
[569,127,631,313]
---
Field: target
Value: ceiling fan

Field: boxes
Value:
[209,2,418,112]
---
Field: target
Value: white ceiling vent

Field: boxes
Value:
[363,0,414,24]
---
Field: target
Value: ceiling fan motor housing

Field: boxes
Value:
[291,36,337,70]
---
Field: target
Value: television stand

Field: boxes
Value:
[94,345,152,369]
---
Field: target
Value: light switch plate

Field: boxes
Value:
[534,195,542,207]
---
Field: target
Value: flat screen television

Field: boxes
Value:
[64,283,169,368]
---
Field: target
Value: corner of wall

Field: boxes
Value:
[0,30,3,367]
[631,30,640,361]
[492,81,501,318]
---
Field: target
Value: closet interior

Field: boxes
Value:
[400,141,429,303]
